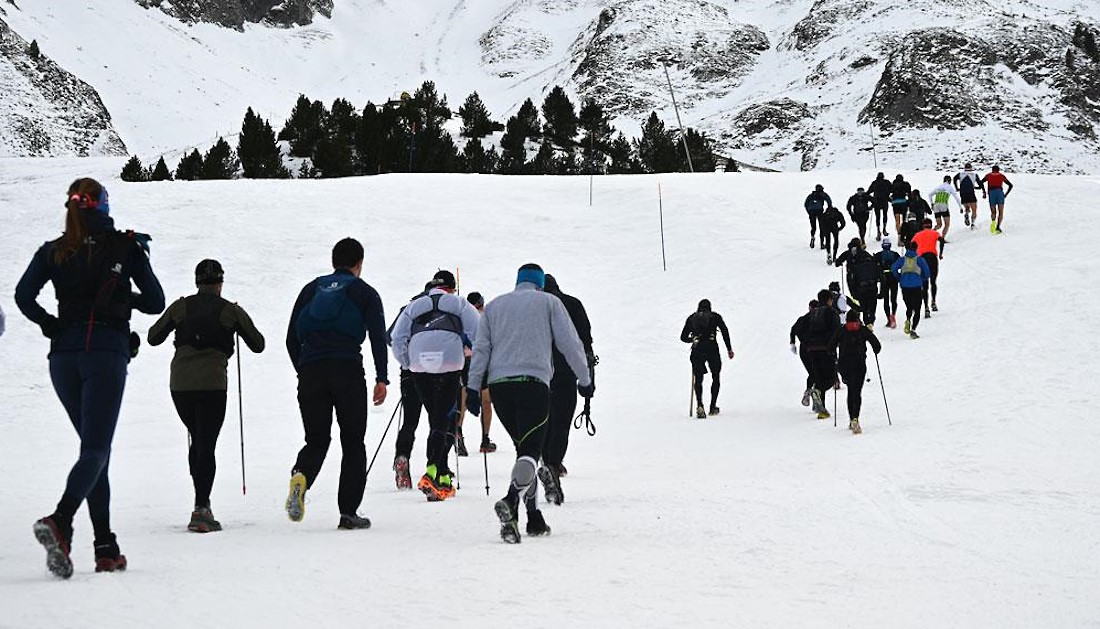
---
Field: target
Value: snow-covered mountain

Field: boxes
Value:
[2,0,1099,172]
[0,9,126,158]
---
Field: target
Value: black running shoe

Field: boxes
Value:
[494,498,521,544]
[338,514,372,530]
[525,510,551,537]
[537,465,564,505]
[455,435,469,457]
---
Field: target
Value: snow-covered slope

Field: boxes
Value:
[0,12,126,157]
[2,1,1100,172]
[1,160,1098,626]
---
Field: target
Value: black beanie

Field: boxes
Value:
[195,259,224,286]
[430,269,456,290]
[697,299,712,313]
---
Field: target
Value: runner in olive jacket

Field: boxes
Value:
[148,259,265,533]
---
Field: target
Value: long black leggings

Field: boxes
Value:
[839,361,866,419]
[799,346,813,390]
[394,370,425,460]
[921,253,939,307]
[822,228,840,259]
[172,390,228,509]
[543,372,578,468]
[873,200,889,231]
[808,350,836,402]
[902,287,923,329]
[412,372,460,475]
[881,280,899,318]
[691,344,722,407]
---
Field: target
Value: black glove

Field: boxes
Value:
[465,388,481,417]
[129,331,141,358]
[40,315,62,339]
[578,381,595,399]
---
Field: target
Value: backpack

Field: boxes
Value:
[932,189,952,205]
[689,311,717,341]
[878,250,900,276]
[410,294,463,337]
[851,256,879,290]
[900,255,921,277]
[807,306,832,337]
[174,295,234,356]
[296,274,365,341]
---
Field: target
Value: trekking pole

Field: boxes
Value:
[874,353,893,426]
[689,372,694,418]
[833,381,838,428]
[483,450,490,496]
[366,399,403,480]
[236,335,246,495]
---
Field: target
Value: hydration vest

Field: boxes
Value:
[900,255,921,277]
[174,294,234,356]
[410,294,463,338]
[296,274,365,342]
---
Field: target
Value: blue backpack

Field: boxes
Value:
[296,273,365,342]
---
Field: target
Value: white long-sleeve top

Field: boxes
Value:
[928,182,962,208]
[390,288,480,374]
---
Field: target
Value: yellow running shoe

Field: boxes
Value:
[286,472,307,522]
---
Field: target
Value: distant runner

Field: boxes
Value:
[980,165,1014,234]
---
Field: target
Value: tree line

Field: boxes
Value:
[120,80,726,182]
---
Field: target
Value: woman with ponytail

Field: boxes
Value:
[15,177,164,578]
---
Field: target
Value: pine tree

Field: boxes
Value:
[530,139,559,175]
[608,132,639,174]
[278,95,327,158]
[313,98,358,178]
[578,98,613,168]
[484,146,501,174]
[498,115,529,174]
[238,108,289,178]
[635,112,679,173]
[405,81,459,173]
[150,156,173,181]
[201,137,239,180]
[175,149,204,181]
[458,91,503,138]
[28,40,40,60]
[678,128,716,172]
[515,98,542,141]
[120,155,146,182]
[541,86,579,149]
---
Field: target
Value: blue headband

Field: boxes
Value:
[516,268,545,289]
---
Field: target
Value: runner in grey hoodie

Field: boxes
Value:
[390,270,480,501]
[466,263,593,544]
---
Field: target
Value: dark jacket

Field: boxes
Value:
[286,269,389,383]
[804,191,833,215]
[873,249,902,284]
[834,248,879,292]
[545,279,594,381]
[909,197,932,222]
[869,177,892,200]
[790,311,813,345]
[148,289,266,391]
[830,321,882,365]
[793,306,841,351]
[847,192,871,218]
[820,206,847,233]
[890,179,912,202]
[15,214,164,357]
[681,311,732,353]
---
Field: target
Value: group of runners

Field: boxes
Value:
[792,165,1017,434]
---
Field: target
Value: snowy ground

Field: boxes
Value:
[1,159,1098,627]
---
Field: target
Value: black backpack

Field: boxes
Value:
[174,294,234,356]
[689,311,717,341]
[410,294,463,337]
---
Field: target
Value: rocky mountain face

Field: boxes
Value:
[476,0,1100,173]
[0,12,126,157]
[133,0,333,30]
[2,0,1099,172]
